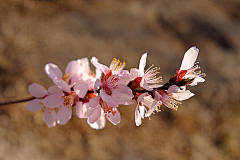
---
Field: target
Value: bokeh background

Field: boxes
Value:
[0,0,240,159]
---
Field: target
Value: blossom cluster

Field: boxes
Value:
[26,47,205,129]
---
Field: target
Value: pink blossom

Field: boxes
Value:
[130,53,162,91]
[44,60,83,93]
[44,58,94,125]
[177,47,205,86]
[26,83,64,128]
[157,85,194,111]
[88,96,121,125]
[88,57,134,125]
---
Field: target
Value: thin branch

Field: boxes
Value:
[0,97,35,106]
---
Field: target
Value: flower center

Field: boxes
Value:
[101,74,119,95]
[61,91,78,108]
[99,98,116,119]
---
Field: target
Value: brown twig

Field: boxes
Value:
[0,97,35,106]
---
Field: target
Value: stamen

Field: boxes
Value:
[109,58,126,71]
[144,65,162,83]
[62,72,70,82]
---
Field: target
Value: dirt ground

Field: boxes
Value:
[0,0,240,159]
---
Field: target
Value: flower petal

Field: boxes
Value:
[26,99,43,112]
[93,79,102,92]
[141,79,153,91]
[43,94,64,108]
[137,93,148,103]
[28,83,49,98]
[44,63,63,80]
[76,102,92,118]
[180,46,199,71]
[91,57,109,75]
[108,108,121,125]
[114,75,136,86]
[65,60,80,81]
[78,58,90,73]
[48,85,64,96]
[130,68,140,80]
[145,100,158,117]
[87,113,106,130]
[74,82,88,98]
[88,106,101,124]
[172,90,195,101]
[189,76,205,86]
[139,53,147,76]
[100,89,118,104]
[53,78,71,93]
[154,91,161,101]
[135,106,142,127]
[89,96,100,108]
[139,104,145,119]
[119,100,134,105]
[167,85,180,93]
[57,106,72,125]
[111,86,134,102]
[44,108,57,128]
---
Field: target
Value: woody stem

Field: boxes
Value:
[0,97,36,106]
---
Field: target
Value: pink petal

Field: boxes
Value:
[26,99,43,112]
[74,82,89,98]
[119,100,134,105]
[167,85,180,93]
[78,58,90,73]
[95,68,102,79]
[106,102,119,108]
[135,106,142,126]
[180,46,199,71]
[53,78,71,93]
[87,113,106,130]
[94,79,102,92]
[130,68,140,79]
[44,108,57,128]
[48,85,64,96]
[145,100,158,117]
[91,57,109,75]
[76,102,92,118]
[89,96,100,108]
[88,106,101,124]
[114,75,135,86]
[108,108,121,125]
[57,106,72,125]
[139,105,145,119]
[65,60,80,81]
[139,53,147,76]
[189,76,205,86]
[28,83,49,98]
[141,79,153,91]
[111,86,134,102]
[43,94,64,108]
[100,89,118,104]
[44,63,63,80]
[154,91,161,101]
[137,93,148,103]
[172,90,195,101]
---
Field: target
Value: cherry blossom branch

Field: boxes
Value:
[0,77,190,106]
[0,46,205,129]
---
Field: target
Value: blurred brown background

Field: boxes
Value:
[0,0,240,159]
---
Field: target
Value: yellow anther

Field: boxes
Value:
[62,72,70,82]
